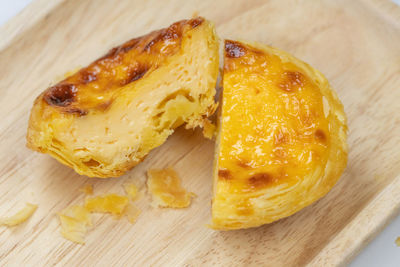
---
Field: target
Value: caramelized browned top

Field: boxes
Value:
[42,17,205,116]
[219,40,331,196]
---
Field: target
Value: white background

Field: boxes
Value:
[1,0,400,266]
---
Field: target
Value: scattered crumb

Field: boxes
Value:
[396,237,400,247]
[79,184,93,195]
[123,183,138,200]
[59,215,88,244]
[147,167,195,208]
[58,205,92,244]
[203,119,216,139]
[84,194,129,216]
[0,203,37,227]
[58,166,193,244]
[125,203,141,224]
[60,205,92,226]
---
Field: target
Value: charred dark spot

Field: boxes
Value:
[120,65,148,86]
[98,38,141,62]
[128,66,148,82]
[315,129,327,142]
[218,169,232,180]
[143,39,158,52]
[278,71,305,92]
[44,83,77,107]
[248,173,274,188]
[225,40,246,58]
[287,71,304,86]
[144,23,182,52]
[80,70,97,84]
[65,107,88,116]
[120,37,140,53]
[189,17,204,28]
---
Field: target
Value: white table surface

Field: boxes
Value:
[1,0,400,266]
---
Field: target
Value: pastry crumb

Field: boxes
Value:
[203,119,216,139]
[84,194,129,216]
[79,184,93,195]
[58,205,92,244]
[59,191,136,244]
[147,167,195,208]
[0,203,37,227]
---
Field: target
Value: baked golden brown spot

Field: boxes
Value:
[315,129,327,142]
[27,17,219,177]
[248,173,275,189]
[225,40,246,58]
[44,84,77,107]
[218,169,232,180]
[42,18,203,115]
[278,71,305,92]
[211,40,348,230]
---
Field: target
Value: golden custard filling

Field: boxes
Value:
[219,41,330,194]
[212,40,347,229]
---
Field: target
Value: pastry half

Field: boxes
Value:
[27,17,219,178]
[212,40,348,230]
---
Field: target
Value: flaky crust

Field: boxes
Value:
[212,40,348,230]
[27,18,219,177]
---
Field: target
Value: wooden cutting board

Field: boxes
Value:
[1,0,400,266]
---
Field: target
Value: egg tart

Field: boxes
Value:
[27,17,219,178]
[211,40,348,230]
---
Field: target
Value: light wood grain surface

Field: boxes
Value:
[0,0,400,266]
